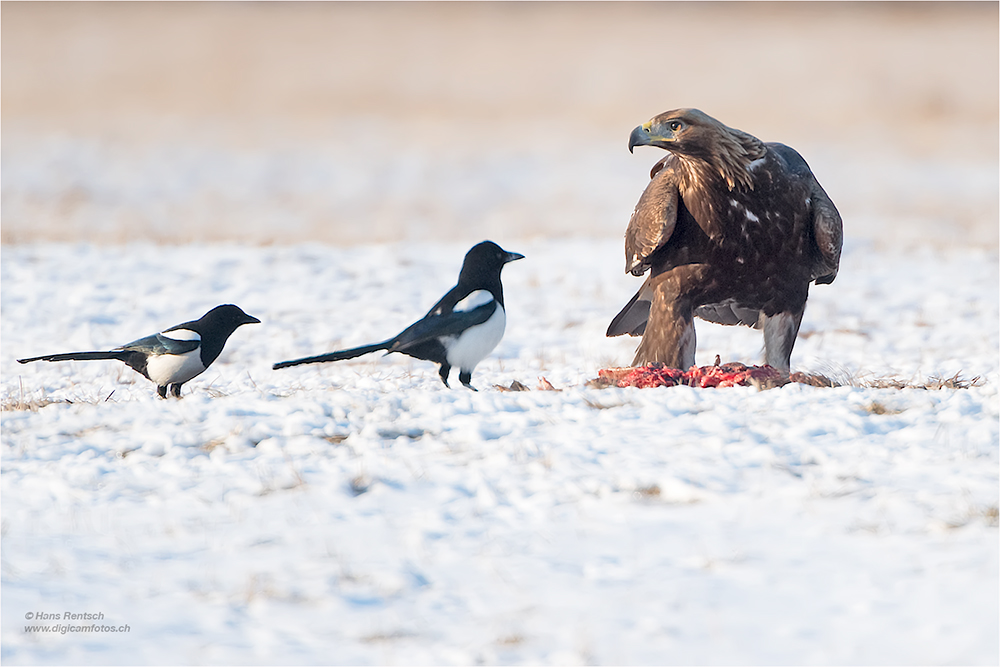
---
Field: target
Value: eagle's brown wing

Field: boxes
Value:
[808,178,843,285]
[624,156,681,276]
[766,142,843,285]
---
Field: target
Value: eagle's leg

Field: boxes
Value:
[631,284,696,370]
[762,308,804,372]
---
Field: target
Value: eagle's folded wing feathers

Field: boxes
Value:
[624,160,681,276]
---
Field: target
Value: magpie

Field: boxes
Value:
[17,304,261,398]
[273,241,524,390]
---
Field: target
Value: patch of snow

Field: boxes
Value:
[2,240,997,664]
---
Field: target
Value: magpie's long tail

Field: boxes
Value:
[272,341,391,370]
[17,350,131,364]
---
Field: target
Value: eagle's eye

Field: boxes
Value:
[669,121,683,132]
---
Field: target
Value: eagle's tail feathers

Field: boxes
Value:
[694,302,761,329]
[607,283,654,337]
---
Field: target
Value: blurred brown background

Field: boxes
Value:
[2,1,997,246]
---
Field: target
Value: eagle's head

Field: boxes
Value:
[628,108,723,155]
[629,109,766,190]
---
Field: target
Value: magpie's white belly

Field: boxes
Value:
[445,304,506,371]
[145,350,207,387]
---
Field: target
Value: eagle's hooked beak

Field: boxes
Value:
[629,121,673,153]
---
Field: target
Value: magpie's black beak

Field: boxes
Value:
[503,251,525,264]
[244,314,262,325]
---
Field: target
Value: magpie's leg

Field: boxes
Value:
[459,370,477,391]
[170,383,183,398]
[157,385,168,399]
[438,363,451,388]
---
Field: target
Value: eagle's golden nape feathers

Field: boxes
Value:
[610,108,843,373]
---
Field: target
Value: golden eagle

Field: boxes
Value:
[607,109,843,372]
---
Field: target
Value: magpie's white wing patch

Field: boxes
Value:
[161,328,201,342]
[453,290,494,313]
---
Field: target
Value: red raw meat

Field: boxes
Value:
[597,362,785,389]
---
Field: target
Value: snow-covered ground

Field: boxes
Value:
[2,238,997,664]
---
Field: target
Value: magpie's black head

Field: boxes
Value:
[458,241,524,284]
[194,304,261,335]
